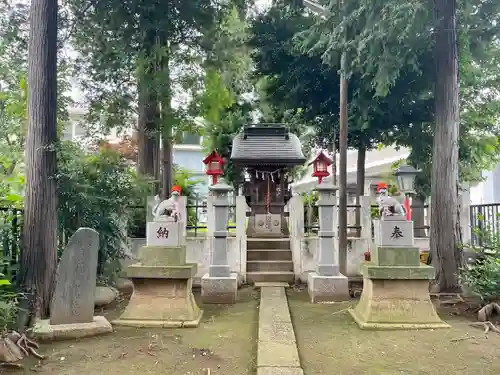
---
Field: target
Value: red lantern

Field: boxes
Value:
[309,152,332,184]
[203,150,224,185]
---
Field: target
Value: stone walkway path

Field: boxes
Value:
[256,286,304,375]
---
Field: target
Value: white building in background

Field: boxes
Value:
[293,146,411,199]
[293,146,500,205]
[63,107,210,199]
[470,165,500,205]
[62,107,127,142]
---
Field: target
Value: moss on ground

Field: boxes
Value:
[287,288,500,375]
[23,287,259,375]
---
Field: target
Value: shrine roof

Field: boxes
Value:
[230,124,306,166]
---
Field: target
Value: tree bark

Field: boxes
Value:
[338,71,348,275]
[337,0,348,275]
[412,194,427,238]
[20,0,58,320]
[355,145,366,237]
[327,126,337,185]
[430,0,463,292]
[161,127,173,200]
[160,49,173,200]
[137,79,160,186]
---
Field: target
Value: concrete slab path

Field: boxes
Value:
[257,286,304,375]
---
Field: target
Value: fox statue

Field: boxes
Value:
[376,182,406,218]
[152,185,183,222]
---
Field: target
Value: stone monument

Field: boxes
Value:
[113,186,202,327]
[308,184,349,303]
[349,191,450,330]
[201,180,238,304]
[33,228,113,341]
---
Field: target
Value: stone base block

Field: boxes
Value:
[113,276,203,328]
[349,277,450,330]
[257,367,304,375]
[372,246,421,266]
[201,272,238,304]
[126,263,197,279]
[307,272,349,303]
[137,245,187,266]
[361,262,435,279]
[33,316,112,341]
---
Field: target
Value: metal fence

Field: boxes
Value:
[303,202,430,236]
[1,202,499,267]
[185,202,237,236]
[470,203,500,246]
[127,201,237,237]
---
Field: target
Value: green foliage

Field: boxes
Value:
[56,142,144,282]
[0,254,20,333]
[461,216,500,302]
[294,0,500,196]
[370,205,380,219]
[0,1,72,206]
[302,192,319,227]
[68,0,223,135]
[196,5,255,188]
[251,2,433,155]
[0,289,19,334]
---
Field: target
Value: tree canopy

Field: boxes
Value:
[250,3,434,154]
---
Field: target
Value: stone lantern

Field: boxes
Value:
[394,164,421,195]
[203,150,224,185]
[310,151,332,184]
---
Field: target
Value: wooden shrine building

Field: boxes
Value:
[231,124,306,238]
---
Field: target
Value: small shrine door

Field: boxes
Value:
[246,168,286,214]
[244,167,290,236]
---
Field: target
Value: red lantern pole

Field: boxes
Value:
[404,195,411,221]
[212,175,218,185]
[266,176,271,213]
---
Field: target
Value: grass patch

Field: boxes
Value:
[287,289,500,375]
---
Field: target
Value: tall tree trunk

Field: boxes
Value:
[161,127,173,200]
[136,25,161,194]
[430,0,462,292]
[20,0,58,320]
[327,125,337,185]
[337,0,349,275]
[160,49,173,200]
[413,194,427,237]
[355,145,366,237]
[137,79,160,191]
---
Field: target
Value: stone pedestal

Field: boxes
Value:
[201,273,238,304]
[146,221,185,247]
[113,245,202,328]
[202,181,238,304]
[308,272,349,303]
[349,218,449,330]
[308,184,349,303]
[254,213,282,235]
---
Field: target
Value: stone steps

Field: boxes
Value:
[247,238,290,250]
[254,282,290,288]
[247,237,293,284]
[247,260,294,272]
[247,271,295,284]
[247,249,293,261]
